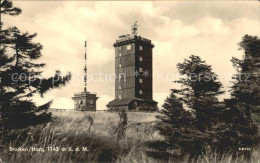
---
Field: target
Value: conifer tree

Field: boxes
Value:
[153,55,224,159]
[155,90,207,159]
[0,0,23,136]
[220,35,259,152]
[0,0,71,138]
[176,55,224,132]
[230,35,260,114]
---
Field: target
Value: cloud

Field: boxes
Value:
[3,1,260,109]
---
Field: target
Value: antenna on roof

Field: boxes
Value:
[84,41,87,92]
[131,21,138,36]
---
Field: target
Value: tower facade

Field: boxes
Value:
[72,41,98,111]
[107,22,157,111]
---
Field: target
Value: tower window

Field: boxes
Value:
[127,44,131,50]
[119,94,122,99]
[139,56,143,61]
[139,90,143,95]
[139,67,143,72]
[119,46,121,50]
[139,78,143,83]
[119,53,121,57]
[119,64,121,68]
[120,74,125,80]
[119,85,121,89]
[139,46,143,50]
[90,99,93,104]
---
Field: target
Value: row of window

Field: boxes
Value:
[118,45,143,51]
[118,69,144,79]
[117,68,144,79]
[118,53,143,59]
[118,90,143,99]
[118,78,143,89]
[118,57,142,68]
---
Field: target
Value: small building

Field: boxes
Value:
[107,97,157,111]
[72,91,98,111]
[107,22,158,111]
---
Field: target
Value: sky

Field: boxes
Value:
[3,1,260,110]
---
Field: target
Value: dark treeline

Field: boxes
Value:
[149,36,260,161]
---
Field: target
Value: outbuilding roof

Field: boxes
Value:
[106,97,157,107]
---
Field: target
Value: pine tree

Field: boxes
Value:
[230,35,260,114]
[151,55,225,159]
[220,35,259,152]
[152,90,208,160]
[176,55,224,132]
[0,0,71,139]
[0,0,23,138]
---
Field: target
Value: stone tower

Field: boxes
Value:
[107,22,157,111]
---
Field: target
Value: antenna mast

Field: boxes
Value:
[84,41,87,92]
[131,21,138,36]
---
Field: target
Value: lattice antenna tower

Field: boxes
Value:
[84,41,87,92]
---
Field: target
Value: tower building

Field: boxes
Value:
[72,41,98,111]
[107,22,158,111]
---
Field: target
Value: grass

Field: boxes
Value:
[1,110,259,162]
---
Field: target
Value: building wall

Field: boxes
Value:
[114,36,154,100]
[135,40,153,100]
[115,43,136,99]
[73,94,98,111]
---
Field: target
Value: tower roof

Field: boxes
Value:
[106,97,157,107]
[114,35,154,47]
